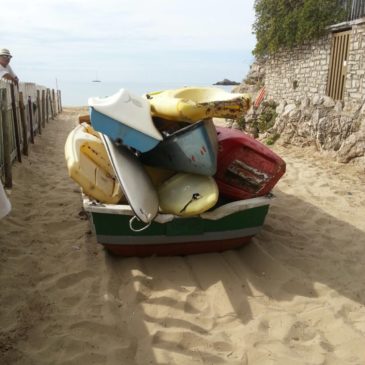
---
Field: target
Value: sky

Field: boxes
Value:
[1,0,257,91]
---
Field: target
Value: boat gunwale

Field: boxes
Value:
[83,194,273,223]
[158,118,214,139]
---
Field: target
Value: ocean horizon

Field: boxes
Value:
[57,81,235,107]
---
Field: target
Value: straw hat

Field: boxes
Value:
[0,49,12,58]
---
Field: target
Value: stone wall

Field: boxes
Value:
[265,36,331,102]
[267,95,365,166]
[264,19,365,108]
[343,19,365,108]
[256,19,365,166]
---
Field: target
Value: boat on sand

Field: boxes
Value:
[83,194,272,256]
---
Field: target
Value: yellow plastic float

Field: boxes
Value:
[146,86,251,123]
[158,173,219,217]
[65,123,124,204]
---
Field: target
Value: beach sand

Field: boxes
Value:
[0,108,365,364]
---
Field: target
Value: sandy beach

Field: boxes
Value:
[1,107,365,365]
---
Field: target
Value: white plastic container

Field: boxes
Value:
[0,182,11,220]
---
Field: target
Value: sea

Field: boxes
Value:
[58,81,235,107]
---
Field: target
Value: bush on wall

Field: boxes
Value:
[253,0,347,57]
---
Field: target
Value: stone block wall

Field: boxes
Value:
[265,36,332,102]
[264,19,365,107]
[344,20,365,106]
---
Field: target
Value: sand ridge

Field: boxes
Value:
[0,108,364,364]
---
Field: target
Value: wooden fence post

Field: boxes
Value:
[36,89,42,135]
[1,89,12,188]
[27,96,34,144]
[49,89,54,119]
[46,89,49,123]
[10,84,21,163]
[41,90,46,127]
[52,89,56,116]
[58,90,62,112]
[18,92,29,156]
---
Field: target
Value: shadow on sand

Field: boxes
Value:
[102,189,365,363]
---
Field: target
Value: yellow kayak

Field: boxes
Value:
[158,173,219,217]
[65,123,124,204]
[146,87,251,123]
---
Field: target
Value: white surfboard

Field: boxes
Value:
[100,134,159,225]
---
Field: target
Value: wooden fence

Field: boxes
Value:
[0,80,62,188]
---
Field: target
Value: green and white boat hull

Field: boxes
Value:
[83,195,272,256]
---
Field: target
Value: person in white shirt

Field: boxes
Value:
[0,48,19,86]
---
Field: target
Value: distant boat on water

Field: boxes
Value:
[92,72,101,83]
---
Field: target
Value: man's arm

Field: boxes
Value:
[1,73,18,86]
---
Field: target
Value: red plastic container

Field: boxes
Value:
[215,127,286,200]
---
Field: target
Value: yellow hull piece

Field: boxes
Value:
[144,166,175,188]
[65,123,124,204]
[78,114,91,125]
[146,87,251,123]
[158,173,219,217]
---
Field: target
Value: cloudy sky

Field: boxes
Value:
[1,0,256,88]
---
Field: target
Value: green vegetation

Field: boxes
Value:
[265,133,281,145]
[257,100,278,132]
[253,0,347,57]
[233,100,280,141]
[235,115,246,130]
